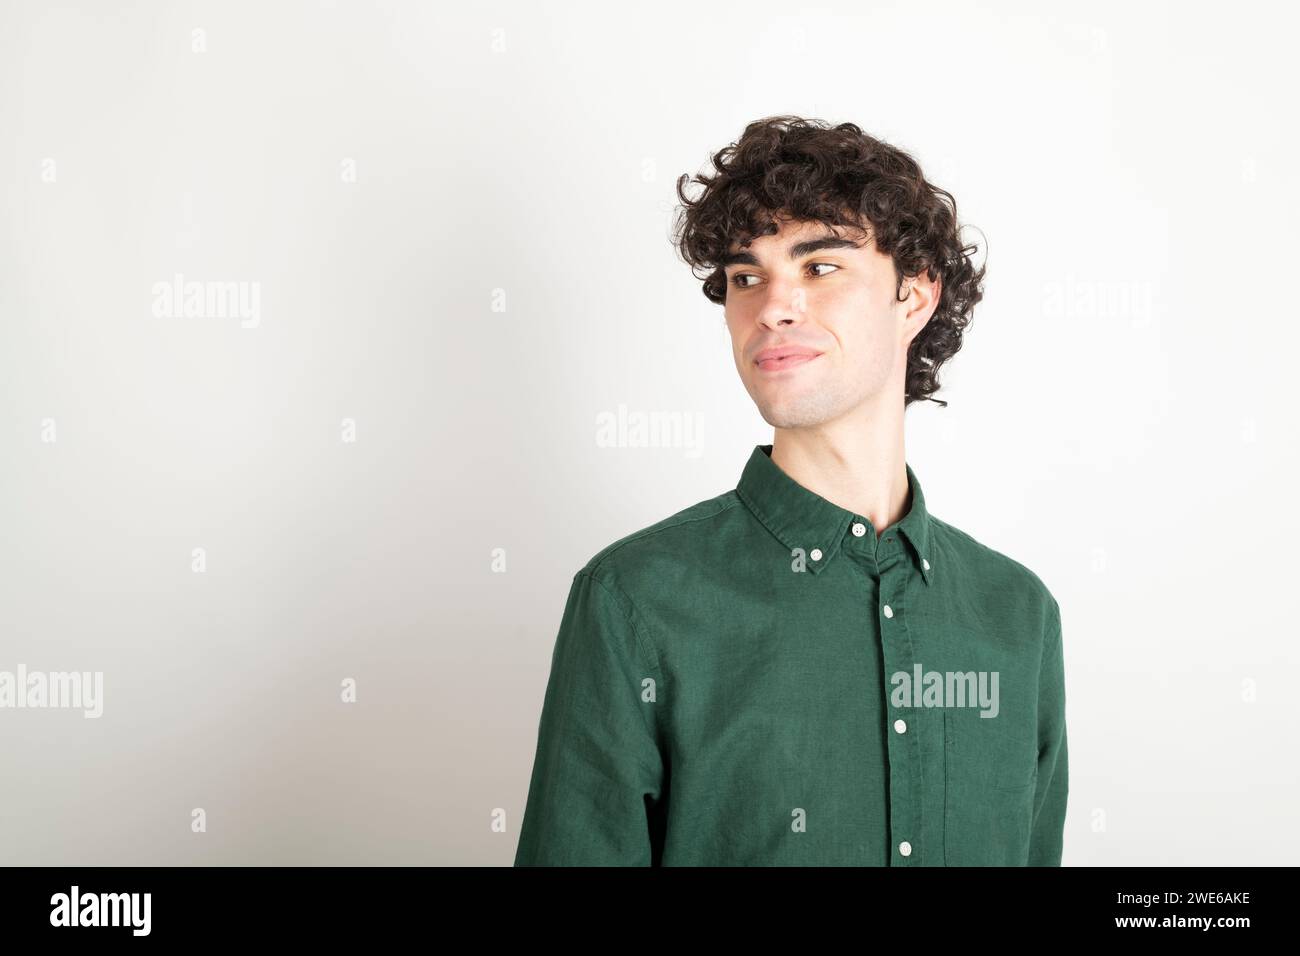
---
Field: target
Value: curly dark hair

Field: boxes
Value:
[672,115,985,407]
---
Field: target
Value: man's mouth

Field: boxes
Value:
[756,353,820,372]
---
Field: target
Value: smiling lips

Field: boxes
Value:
[754,345,822,372]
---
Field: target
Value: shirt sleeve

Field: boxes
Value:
[1027,597,1068,865]
[513,568,666,866]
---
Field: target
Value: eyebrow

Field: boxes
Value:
[721,235,864,268]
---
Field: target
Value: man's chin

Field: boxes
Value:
[757,401,837,431]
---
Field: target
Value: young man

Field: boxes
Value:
[514,116,1067,866]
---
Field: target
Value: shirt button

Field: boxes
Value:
[851,522,866,537]
[922,558,931,571]
[894,719,907,734]
[899,841,912,857]
[810,548,823,561]
[883,604,893,618]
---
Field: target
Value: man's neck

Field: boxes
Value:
[770,410,911,541]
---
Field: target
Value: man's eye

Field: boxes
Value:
[729,263,839,288]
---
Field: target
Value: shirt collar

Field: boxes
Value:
[735,444,934,583]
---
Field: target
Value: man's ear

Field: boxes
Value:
[903,272,941,342]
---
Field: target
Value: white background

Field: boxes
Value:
[1,0,1296,864]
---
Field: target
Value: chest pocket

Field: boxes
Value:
[943,708,1038,866]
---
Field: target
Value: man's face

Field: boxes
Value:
[722,216,927,430]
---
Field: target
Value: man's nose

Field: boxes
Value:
[756,283,808,329]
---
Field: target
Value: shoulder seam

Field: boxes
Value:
[931,515,1055,598]
[586,493,742,575]
[575,568,666,759]
[577,567,663,675]
[1039,598,1066,695]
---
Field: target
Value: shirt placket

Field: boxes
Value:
[851,518,924,867]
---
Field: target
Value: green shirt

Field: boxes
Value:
[515,444,1067,866]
